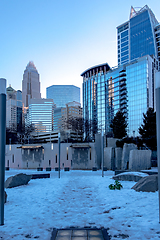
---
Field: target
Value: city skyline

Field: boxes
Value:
[0,1,160,100]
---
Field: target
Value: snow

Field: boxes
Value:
[0,169,160,240]
[116,172,149,177]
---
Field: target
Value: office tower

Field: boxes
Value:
[46,85,80,108]
[53,107,63,131]
[28,98,54,133]
[22,61,41,109]
[82,5,159,138]
[117,5,159,66]
[16,90,22,131]
[6,85,22,131]
[82,55,157,137]
[53,101,82,131]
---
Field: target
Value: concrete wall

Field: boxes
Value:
[5,142,97,170]
[121,143,137,170]
[5,144,22,169]
[71,145,96,169]
[129,149,152,171]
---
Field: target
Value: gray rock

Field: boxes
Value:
[132,175,158,192]
[5,173,31,188]
[113,172,148,182]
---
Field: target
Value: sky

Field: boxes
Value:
[0,169,159,239]
[1,0,160,101]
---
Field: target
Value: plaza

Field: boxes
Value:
[1,169,159,240]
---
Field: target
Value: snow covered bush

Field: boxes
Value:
[109,180,123,190]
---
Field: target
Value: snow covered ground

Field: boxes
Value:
[0,169,160,240]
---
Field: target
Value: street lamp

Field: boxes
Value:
[101,129,104,177]
[0,78,6,225]
[156,71,160,223]
[58,132,61,178]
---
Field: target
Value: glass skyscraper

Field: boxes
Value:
[28,98,54,133]
[46,85,80,108]
[117,5,159,66]
[82,5,159,138]
[82,55,157,137]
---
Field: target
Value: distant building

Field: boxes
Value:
[53,101,82,131]
[28,98,55,133]
[117,5,159,66]
[46,85,80,108]
[53,107,63,131]
[6,85,22,131]
[22,61,41,109]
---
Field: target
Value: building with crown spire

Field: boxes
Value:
[117,5,159,66]
[22,61,41,109]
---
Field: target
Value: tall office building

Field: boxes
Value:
[22,61,41,109]
[82,5,159,137]
[46,85,80,108]
[28,98,54,133]
[82,55,157,137]
[6,85,22,131]
[117,5,159,66]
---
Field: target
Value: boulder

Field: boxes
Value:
[132,175,158,192]
[113,172,148,182]
[5,173,31,188]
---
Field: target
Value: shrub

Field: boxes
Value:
[109,180,123,190]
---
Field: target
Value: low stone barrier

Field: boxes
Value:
[46,167,51,171]
[31,173,50,179]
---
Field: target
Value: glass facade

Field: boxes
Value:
[28,99,54,133]
[130,10,155,60]
[82,63,110,136]
[117,5,158,66]
[82,55,156,137]
[53,107,63,131]
[46,85,80,108]
[126,58,149,136]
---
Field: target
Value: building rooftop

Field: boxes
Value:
[25,61,38,72]
[81,62,110,77]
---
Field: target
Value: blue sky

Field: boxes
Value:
[1,0,160,100]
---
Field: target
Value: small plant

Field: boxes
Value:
[109,180,123,190]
